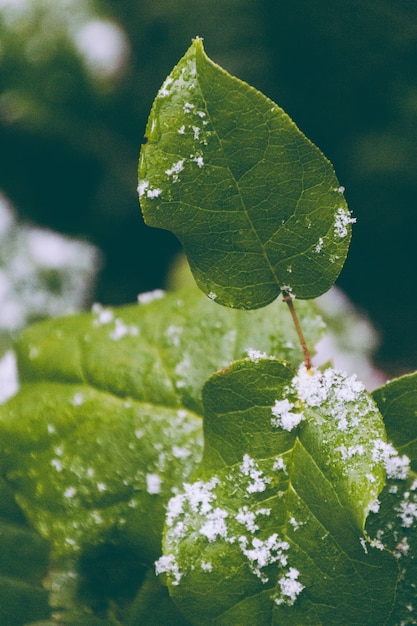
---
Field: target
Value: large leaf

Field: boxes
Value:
[158,358,397,625]
[0,286,324,620]
[139,38,354,309]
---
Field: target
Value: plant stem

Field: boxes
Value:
[282,291,313,371]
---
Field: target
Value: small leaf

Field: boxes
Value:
[139,39,353,309]
[159,359,397,625]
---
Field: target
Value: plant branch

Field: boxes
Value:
[282,290,313,371]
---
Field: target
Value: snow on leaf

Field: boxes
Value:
[139,38,352,310]
[160,358,397,625]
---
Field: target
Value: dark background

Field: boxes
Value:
[1,0,416,376]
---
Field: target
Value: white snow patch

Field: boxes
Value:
[271,398,304,431]
[274,567,305,606]
[334,207,356,238]
[240,454,270,494]
[146,473,162,495]
[372,440,410,480]
[239,533,289,582]
[155,554,182,585]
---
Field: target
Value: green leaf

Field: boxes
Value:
[14,286,324,415]
[159,359,397,625]
[127,569,193,626]
[0,478,50,626]
[138,38,353,309]
[373,370,417,469]
[366,371,417,624]
[0,381,202,564]
[0,285,324,618]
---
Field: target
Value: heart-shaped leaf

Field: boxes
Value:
[139,39,354,309]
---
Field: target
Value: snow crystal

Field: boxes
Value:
[289,517,302,531]
[275,567,305,606]
[200,507,228,541]
[183,102,195,113]
[239,533,289,582]
[64,487,77,499]
[165,159,184,181]
[109,318,139,341]
[71,392,84,406]
[272,457,287,472]
[293,365,364,409]
[236,507,271,533]
[138,180,162,199]
[137,289,165,304]
[172,445,191,459]
[146,187,162,199]
[397,497,417,528]
[236,507,259,533]
[372,440,410,480]
[192,155,204,167]
[394,537,410,558]
[201,561,213,572]
[92,303,114,325]
[315,237,324,253]
[368,499,380,514]
[240,454,270,494]
[271,398,304,431]
[155,554,182,585]
[158,76,173,97]
[51,459,63,472]
[246,348,269,362]
[146,473,162,495]
[208,291,217,300]
[334,207,356,238]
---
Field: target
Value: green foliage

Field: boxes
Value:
[0,38,417,626]
[139,39,353,308]
[0,285,323,623]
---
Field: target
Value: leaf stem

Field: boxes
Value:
[282,291,313,371]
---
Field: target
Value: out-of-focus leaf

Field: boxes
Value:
[0,478,50,626]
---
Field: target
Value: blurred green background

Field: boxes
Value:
[0,0,416,376]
